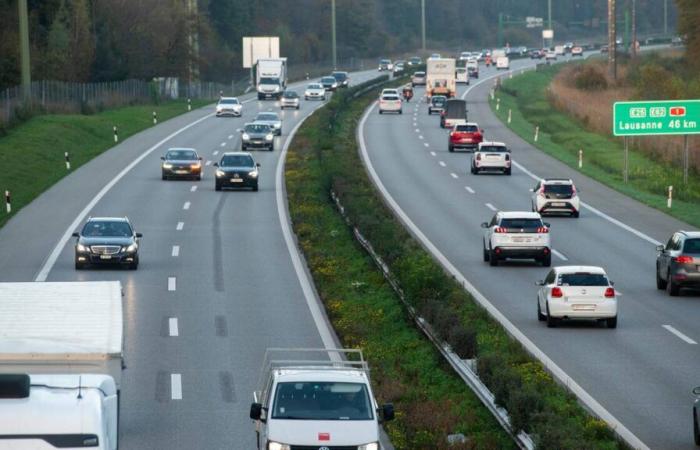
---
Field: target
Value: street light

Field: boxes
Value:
[608,0,617,80]
[421,0,426,51]
[331,0,337,69]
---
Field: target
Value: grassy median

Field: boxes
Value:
[0,99,209,229]
[286,79,627,448]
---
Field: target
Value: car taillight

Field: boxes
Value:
[476,153,481,160]
[536,227,549,233]
[450,132,455,137]
[495,227,507,233]
[674,255,694,264]
[604,287,615,298]
[571,185,577,197]
[505,153,510,161]
[538,186,545,196]
[551,287,563,298]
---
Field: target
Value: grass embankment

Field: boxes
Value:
[286,79,626,448]
[0,99,209,229]
[490,64,700,227]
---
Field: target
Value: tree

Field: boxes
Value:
[675,0,700,70]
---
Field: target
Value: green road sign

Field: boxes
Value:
[613,100,700,136]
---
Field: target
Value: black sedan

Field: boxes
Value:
[214,152,260,191]
[161,147,202,180]
[73,217,142,270]
[241,123,275,151]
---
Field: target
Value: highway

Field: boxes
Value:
[0,70,378,449]
[359,56,699,449]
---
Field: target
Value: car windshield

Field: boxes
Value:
[322,77,335,83]
[82,221,132,237]
[283,91,298,98]
[272,382,373,421]
[260,77,279,84]
[544,184,574,195]
[457,68,467,73]
[480,146,508,152]
[245,124,270,134]
[558,273,609,286]
[683,238,700,253]
[256,113,278,121]
[219,98,239,105]
[499,218,543,229]
[332,72,347,81]
[220,154,254,167]
[165,150,198,160]
[308,84,322,89]
[380,59,391,64]
[455,125,478,132]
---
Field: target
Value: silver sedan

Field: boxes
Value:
[253,112,282,136]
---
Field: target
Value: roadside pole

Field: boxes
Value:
[683,135,689,185]
[623,137,628,183]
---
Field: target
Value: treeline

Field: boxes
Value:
[0,0,678,88]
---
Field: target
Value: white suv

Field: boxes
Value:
[531,178,580,217]
[471,142,511,175]
[378,94,402,114]
[481,211,551,266]
[536,266,618,328]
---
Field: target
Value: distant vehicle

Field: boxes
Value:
[564,42,574,53]
[466,60,479,78]
[216,97,242,117]
[693,387,700,445]
[456,67,470,84]
[378,94,402,114]
[529,49,545,59]
[671,36,684,47]
[470,141,511,175]
[304,83,326,100]
[496,56,510,70]
[408,56,422,66]
[256,58,287,100]
[393,61,405,75]
[481,211,551,267]
[321,76,339,91]
[440,98,467,129]
[426,58,456,98]
[240,123,275,151]
[656,231,700,296]
[531,178,580,218]
[73,217,142,270]
[411,71,426,86]
[571,46,584,57]
[545,50,558,61]
[280,90,300,110]
[381,88,400,98]
[600,45,609,53]
[430,53,442,59]
[378,59,393,71]
[254,111,282,135]
[331,71,349,88]
[214,152,260,191]
[536,266,618,328]
[448,123,483,152]
[554,45,566,55]
[161,147,202,181]
[459,51,471,61]
[428,95,447,115]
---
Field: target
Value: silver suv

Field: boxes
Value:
[482,211,551,267]
[656,231,700,296]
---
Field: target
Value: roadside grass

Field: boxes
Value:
[287,78,627,449]
[0,99,209,229]
[490,65,700,227]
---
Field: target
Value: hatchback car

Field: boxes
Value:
[280,91,300,110]
[321,76,338,91]
[471,142,511,175]
[331,71,349,88]
[379,94,402,114]
[240,123,274,151]
[73,217,142,270]
[378,59,393,71]
[531,178,580,217]
[656,231,700,296]
[482,211,551,266]
[411,71,426,86]
[253,112,282,135]
[214,152,260,191]
[216,97,242,117]
[428,95,447,115]
[536,266,618,328]
[448,123,483,152]
[161,148,202,180]
[304,83,326,101]
[571,46,584,57]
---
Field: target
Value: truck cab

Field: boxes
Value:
[250,349,394,450]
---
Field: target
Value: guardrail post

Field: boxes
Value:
[578,149,583,168]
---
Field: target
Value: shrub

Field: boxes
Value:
[573,65,608,91]
[506,382,545,433]
[447,324,477,359]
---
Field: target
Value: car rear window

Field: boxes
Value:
[455,125,478,132]
[544,184,573,195]
[480,146,508,152]
[683,238,700,253]
[382,95,400,101]
[558,273,609,286]
[499,218,543,229]
[414,72,425,77]
[332,72,347,81]
[245,124,271,133]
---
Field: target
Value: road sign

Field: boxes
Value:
[542,29,554,39]
[526,16,544,28]
[613,100,700,136]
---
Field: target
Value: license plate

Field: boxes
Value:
[512,237,531,243]
[572,305,595,311]
[552,202,566,207]
[100,255,112,260]
[175,170,188,174]
[486,155,500,160]
[230,178,243,183]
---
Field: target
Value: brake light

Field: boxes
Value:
[476,153,481,161]
[505,153,510,161]
[604,287,615,298]
[536,227,549,233]
[450,132,455,137]
[571,185,577,197]
[551,287,563,298]
[674,255,694,264]
[495,227,507,233]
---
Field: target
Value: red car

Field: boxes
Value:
[449,123,483,152]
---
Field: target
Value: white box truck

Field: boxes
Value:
[256,58,288,100]
[492,49,510,70]
[249,348,394,450]
[426,58,456,99]
[0,281,124,450]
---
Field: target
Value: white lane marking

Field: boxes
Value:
[424,143,429,147]
[450,173,459,179]
[415,128,420,132]
[205,160,212,166]
[169,318,179,337]
[358,97,650,450]
[662,325,697,345]
[465,186,475,194]
[171,374,182,400]
[213,150,219,156]
[439,161,446,167]
[176,222,184,231]
[183,201,191,210]
[220,142,226,147]
[430,151,436,156]
[551,248,568,261]
[34,111,215,282]
[171,245,180,257]
[228,134,233,139]
[485,202,497,211]
[190,186,197,192]
[168,277,176,291]
[419,135,424,140]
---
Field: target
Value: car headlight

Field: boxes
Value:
[273,86,280,92]
[216,106,223,111]
[216,169,225,177]
[359,443,379,450]
[273,123,281,129]
[267,443,290,450]
[248,170,258,178]
[125,243,138,253]
[191,162,201,169]
[163,163,173,169]
[76,243,88,252]
[265,134,274,141]
[242,133,250,141]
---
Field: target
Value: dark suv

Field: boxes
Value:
[656,231,700,296]
[73,217,142,270]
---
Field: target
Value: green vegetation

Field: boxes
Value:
[286,78,627,448]
[0,99,209,229]
[490,65,700,228]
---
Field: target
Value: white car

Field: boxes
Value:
[536,266,618,328]
[459,51,471,61]
[571,46,584,57]
[496,56,510,70]
[380,88,400,98]
[304,83,326,101]
[482,211,552,267]
[531,178,580,217]
[545,51,557,61]
[470,142,511,175]
[216,97,242,117]
[253,112,282,136]
[411,71,426,86]
[456,67,470,84]
[280,90,300,110]
[378,94,402,114]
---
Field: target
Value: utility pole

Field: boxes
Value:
[631,0,637,59]
[663,0,668,36]
[421,0,426,51]
[608,0,617,80]
[187,0,200,95]
[331,0,337,69]
[18,0,31,102]
[548,0,552,30]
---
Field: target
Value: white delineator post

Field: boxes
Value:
[113,126,118,143]
[4,191,10,214]
[64,152,71,170]
[507,109,512,124]
[534,125,539,142]
[153,111,158,125]
[667,186,673,208]
[578,149,583,168]
[187,98,192,111]
[496,98,500,111]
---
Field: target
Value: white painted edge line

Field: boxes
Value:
[171,245,180,257]
[662,325,697,345]
[176,222,184,231]
[465,186,476,194]
[168,277,176,292]
[358,95,649,450]
[450,173,459,179]
[190,185,197,192]
[170,374,182,400]
[485,202,497,211]
[438,161,446,167]
[34,112,215,281]
[213,150,219,155]
[205,160,213,166]
[183,201,191,210]
[169,318,179,337]
[551,248,568,261]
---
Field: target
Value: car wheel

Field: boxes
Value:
[296,106,300,110]
[572,211,580,218]
[546,305,558,328]
[399,109,403,114]
[470,165,477,175]
[606,316,618,329]
[215,182,222,192]
[537,299,546,321]
[504,168,511,175]
[129,260,138,270]
[379,110,383,114]
[162,173,167,181]
[489,249,498,266]
[542,254,552,267]
[449,145,454,153]
[241,145,247,151]
[694,409,700,446]
[666,272,680,296]
[656,264,667,290]
[483,243,490,262]
[196,174,202,181]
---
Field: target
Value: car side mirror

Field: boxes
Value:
[135,233,143,238]
[213,162,219,167]
[480,222,488,228]
[160,156,165,160]
[656,245,665,252]
[381,403,395,422]
[610,281,615,286]
[198,156,203,161]
[256,163,261,168]
[72,232,79,238]
[536,280,545,286]
[249,402,264,421]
